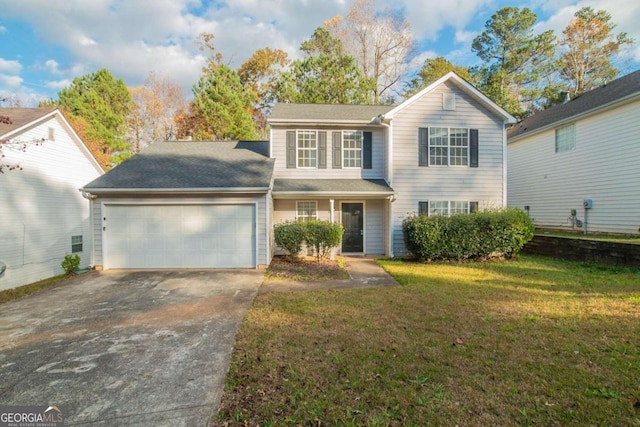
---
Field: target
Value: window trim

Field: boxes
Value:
[296,200,318,222]
[555,123,576,153]
[296,130,318,168]
[428,127,469,167]
[342,130,363,169]
[419,200,477,217]
[71,235,83,253]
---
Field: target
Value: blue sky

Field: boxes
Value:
[1,0,638,105]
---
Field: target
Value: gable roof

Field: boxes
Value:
[0,107,58,139]
[269,103,393,125]
[508,70,640,141]
[0,107,103,174]
[268,72,516,126]
[383,72,517,124]
[82,140,274,193]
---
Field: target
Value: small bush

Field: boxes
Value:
[61,254,80,275]
[304,220,344,262]
[274,221,307,259]
[402,208,534,261]
[274,220,344,262]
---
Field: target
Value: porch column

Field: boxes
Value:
[329,199,335,223]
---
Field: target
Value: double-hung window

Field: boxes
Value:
[296,201,317,222]
[429,127,469,166]
[420,127,476,167]
[342,131,362,168]
[297,130,317,168]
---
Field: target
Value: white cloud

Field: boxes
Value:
[455,30,478,45]
[44,59,60,74]
[0,58,22,74]
[0,74,24,87]
[45,79,72,89]
[0,26,6,33]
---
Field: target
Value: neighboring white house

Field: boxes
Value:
[0,108,104,290]
[507,70,640,234]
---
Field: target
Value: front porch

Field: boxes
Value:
[271,179,394,256]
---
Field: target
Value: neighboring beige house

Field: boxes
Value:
[0,108,103,290]
[507,70,640,234]
[81,72,514,269]
[269,72,516,257]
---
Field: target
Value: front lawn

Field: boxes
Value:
[216,255,640,426]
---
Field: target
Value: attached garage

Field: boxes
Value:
[104,204,256,269]
[81,141,274,270]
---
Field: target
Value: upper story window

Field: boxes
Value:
[429,127,468,166]
[342,131,362,168]
[297,130,317,168]
[419,127,478,168]
[555,124,575,153]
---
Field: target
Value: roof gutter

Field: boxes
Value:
[272,190,394,198]
[80,187,271,195]
[268,119,381,126]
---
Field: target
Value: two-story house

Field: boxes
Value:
[81,72,515,269]
[508,70,640,234]
[268,72,516,257]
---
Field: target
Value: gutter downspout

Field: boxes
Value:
[81,190,97,268]
[502,120,508,207]
[379,116,394,258]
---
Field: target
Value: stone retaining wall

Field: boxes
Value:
[523,235,640,267]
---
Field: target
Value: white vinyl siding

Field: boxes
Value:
[391,80,506,256]
[508,99,640,234]
[271,127,386,180]
[342,130,362,168]
[0,114,103,290]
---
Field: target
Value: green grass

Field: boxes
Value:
[0,274,67,305]
[536,228,640,244]
[216,254,640,426]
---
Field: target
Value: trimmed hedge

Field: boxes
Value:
[402,208,534,261]
[274,220,344,261]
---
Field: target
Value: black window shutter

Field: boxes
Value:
[318,131,327,169]
[286,131,296,168]
[418,201,429,215]
[470,129,479,168]
[419,127,429,166]
[470,201,479,213]
[363,131,372,169]
[332,131,342,169]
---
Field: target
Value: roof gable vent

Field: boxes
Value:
[443,93,456,111]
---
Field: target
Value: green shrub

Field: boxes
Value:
[402,208,534,261]
[304,220,344,262]
[61,254,80,275]
[274,220,344,262]
[274,221,307,259]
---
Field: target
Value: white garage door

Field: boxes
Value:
[104,204,255,268]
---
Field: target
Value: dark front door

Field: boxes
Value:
[342,203,364,253]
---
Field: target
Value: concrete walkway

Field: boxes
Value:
[259,256,399,293]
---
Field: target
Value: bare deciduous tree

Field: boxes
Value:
[325,0,413,104]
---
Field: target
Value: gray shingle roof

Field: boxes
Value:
[269,103,393,123]
[0,107,57,138]
[83,141,274,191]
[273,179,393,194]
[508,70,640,140]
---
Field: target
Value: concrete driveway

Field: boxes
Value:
[0,269,263,426]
